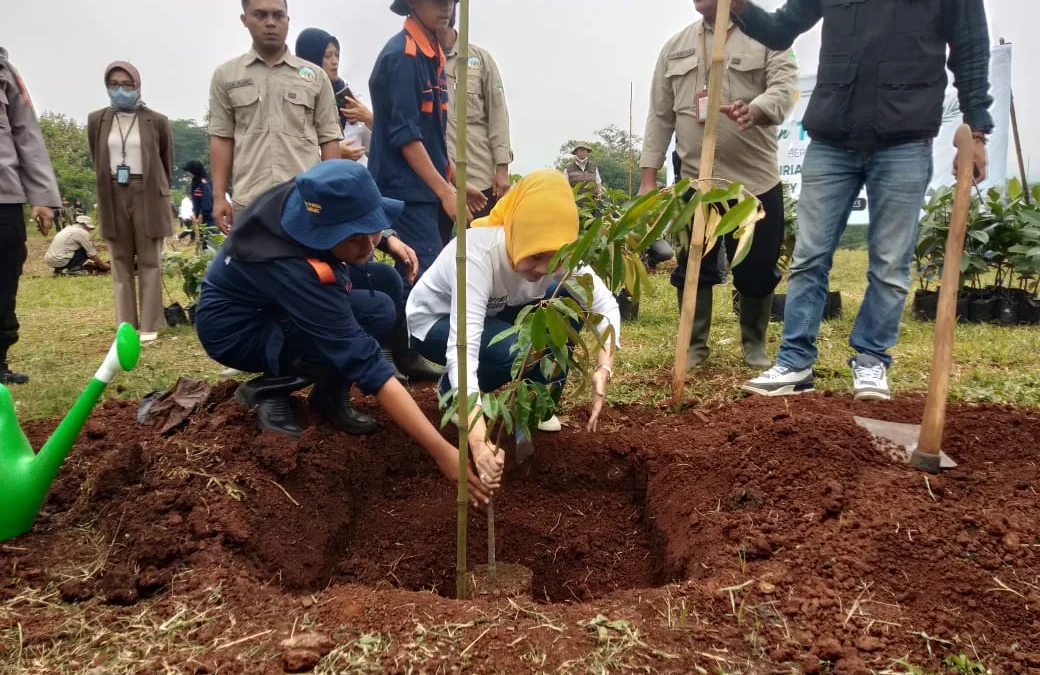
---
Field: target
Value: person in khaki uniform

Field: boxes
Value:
[88,61,175,344]
[209,0,342,233]
[640,0,797,370]
[437,8,512,243]
[44,215,110,276]
[0,46,59,384]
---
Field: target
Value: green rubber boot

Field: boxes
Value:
[738,292,774,369]
[677,286,713,369]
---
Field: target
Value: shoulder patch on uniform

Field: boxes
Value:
[668,48,696,60]
[15,75,31,105]
[467,56,481,71]
[297,66,316,83]
[788,49,797,61]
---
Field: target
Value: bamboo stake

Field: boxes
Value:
[1000,38,1030,204]
[628,81,634,196]
[454,0,472,600]
[670,0,732,407]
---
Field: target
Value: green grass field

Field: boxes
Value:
[10,228,1040,422]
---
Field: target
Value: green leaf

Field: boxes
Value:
[488,323,518,348]
[530,309,547,353]
[713,197,759,237]
[546,308,569,347]
[730,218,758,268]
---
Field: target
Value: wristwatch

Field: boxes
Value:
[381,228,397,240]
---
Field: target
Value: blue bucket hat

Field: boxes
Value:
[281,160,403,251]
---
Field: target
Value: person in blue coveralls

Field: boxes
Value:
[194,159,497,504]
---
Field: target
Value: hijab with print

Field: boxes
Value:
[295,28,350,129]
[104,61,144,111]
[472,170,579,269]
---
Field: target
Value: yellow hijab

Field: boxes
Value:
[472,169,579,268]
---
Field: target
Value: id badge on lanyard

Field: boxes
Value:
[116,164,131,185]
[694,24,735,124]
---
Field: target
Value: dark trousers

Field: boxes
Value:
[0,204,27,356]
[395,202,445,285]
[56,247,90,271]
[347,262,403,345]
[670,182,785,299]
[437,188,498,247]
[412,284,577,394]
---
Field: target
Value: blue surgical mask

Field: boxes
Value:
[108,87,140,110]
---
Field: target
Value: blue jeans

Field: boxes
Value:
[777,140,932,370]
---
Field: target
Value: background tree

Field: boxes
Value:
[554,124,665,198]
[169,118,210,194]
[38,113,95,207]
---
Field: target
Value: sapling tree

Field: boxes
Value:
[442,178,760,579]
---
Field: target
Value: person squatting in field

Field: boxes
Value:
[406,170,620,486]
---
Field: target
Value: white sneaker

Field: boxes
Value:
[741,364,814,397]
[218,367,245,379]
[537,415,562,432]
[850,355,890,401]
[139,332,159,343]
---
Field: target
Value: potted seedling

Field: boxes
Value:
[162,232,225,326]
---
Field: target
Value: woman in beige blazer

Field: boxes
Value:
[88,61,173,342]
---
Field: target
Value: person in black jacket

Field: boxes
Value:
[734,0,993,401]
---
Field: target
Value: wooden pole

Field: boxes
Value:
[454,0,472,600]
[913,125,975,470]
[670,0,731,407]
[1000,38,1030,204]
[628,81,634,196]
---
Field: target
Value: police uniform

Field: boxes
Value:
[208,48,342,216]
[368,17,450,281]
[196,160,402,438]
[0,47,60,382]
[444,43,512,219]
[641,18,797,368]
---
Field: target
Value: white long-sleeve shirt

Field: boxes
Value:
[406,227,621,400]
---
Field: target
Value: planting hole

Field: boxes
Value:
[242,444,666,603]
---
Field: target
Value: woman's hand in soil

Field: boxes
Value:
[433,450,493,507]
[586,366,611,432]
[471,440,505,488]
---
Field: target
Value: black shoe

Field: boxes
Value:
[309,378,377,435]
[0,365,28,385]
[392,348,445,382]
[235,375,312,438]
[380,347,409,383]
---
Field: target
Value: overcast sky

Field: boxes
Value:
[4,0,1035,179]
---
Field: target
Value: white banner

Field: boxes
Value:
[775,44,1013,225]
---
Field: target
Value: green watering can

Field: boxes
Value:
[0,323,141,541]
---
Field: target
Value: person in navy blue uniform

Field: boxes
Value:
[182,160,215,246]
[366,0,478,382]
[194,160,496,503]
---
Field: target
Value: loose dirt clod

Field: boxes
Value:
[467,563,533,599]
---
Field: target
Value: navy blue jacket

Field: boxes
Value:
[195,181,395,394]
[368,17,449,204]
[191,178,214,224]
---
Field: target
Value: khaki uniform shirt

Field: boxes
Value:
[0,47,60,206]
[445,43,512,192]
[641,20,798,196]
[208,48,342,210]
[44,226,96,268]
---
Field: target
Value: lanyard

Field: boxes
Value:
[114,112,139,165]
[699,23,737,92]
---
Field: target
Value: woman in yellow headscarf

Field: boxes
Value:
[406,170,620,481]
